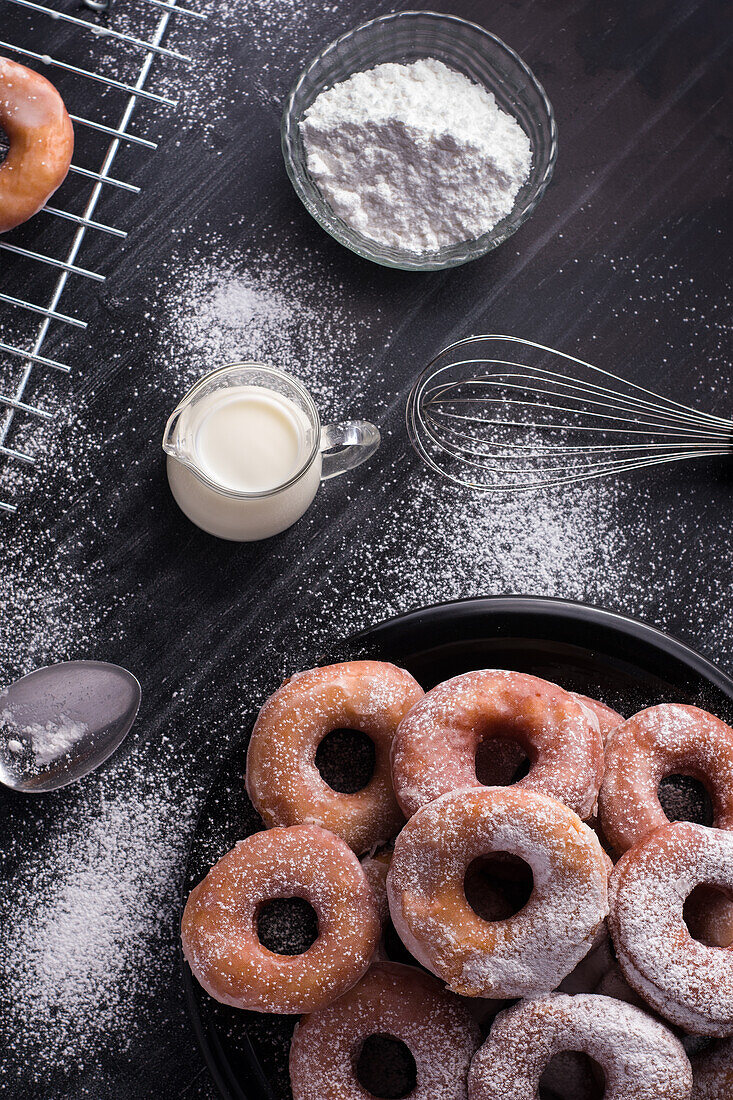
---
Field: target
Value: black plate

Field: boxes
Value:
[181,595,733,1100]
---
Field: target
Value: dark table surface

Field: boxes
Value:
[0,0,731,1097]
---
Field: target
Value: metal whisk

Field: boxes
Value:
[406,335,733,492]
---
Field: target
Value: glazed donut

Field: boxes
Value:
[690,1037,733,1099]
[571,691,624,743]
[289,961,479,1100]
[599,704,733,856]
[181,824,380,1013]
[467,993,692,1100]
[600,703,733,945]
[386,786,608,998]
[391,671,603,821]
[609,821,733,1036]
[246,661,423,854]
[0,57,74,233]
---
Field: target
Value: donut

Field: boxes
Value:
[600,703,733,944]
[386,786,608,998]
[609,821,733,1036]
[391,670,603,821]
[571,691,624,743]
[181,824,380,1013]
[599,704,733,856]
[0,57,74,233]
[690,1038,733,1099]
[289,961,479,1100]
[467,993,692,1100]
[246,661,423,854]
[595,961,649,1010]
[360,847,392,928]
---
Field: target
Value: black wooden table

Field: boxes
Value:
[0,1,731,1097]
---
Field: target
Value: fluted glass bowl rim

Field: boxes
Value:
[281,10,558,271]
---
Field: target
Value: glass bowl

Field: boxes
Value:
[281,11,558,271]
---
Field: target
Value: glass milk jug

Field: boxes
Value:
[163,363,380,541]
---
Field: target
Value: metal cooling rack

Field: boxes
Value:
[0,0,206,514]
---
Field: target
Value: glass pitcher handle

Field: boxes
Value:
[320,420,380,481]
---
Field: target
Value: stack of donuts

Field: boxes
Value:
[181,660,733,1099]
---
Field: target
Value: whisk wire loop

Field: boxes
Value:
[407,335,733,492]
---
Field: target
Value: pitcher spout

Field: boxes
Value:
[162,404,197,472]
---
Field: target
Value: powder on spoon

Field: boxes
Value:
[301,57,532,253]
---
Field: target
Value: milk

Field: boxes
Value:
[195,388,309,493]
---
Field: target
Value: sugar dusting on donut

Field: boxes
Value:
[468,993,692,1100]
[289,961,479,1100]
[609,821,733,1036]
[246,661,423,854]
[387,786,608,998]
[391,670,603,821]
[600,704,733,857]
[181,824,380,1013]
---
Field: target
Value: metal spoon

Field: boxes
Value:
[0,661,141,793]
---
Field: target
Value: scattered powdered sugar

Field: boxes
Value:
[91,0,379,135]
[154,243,389,420]
[301,58,531,253]
[0,752,199,1085]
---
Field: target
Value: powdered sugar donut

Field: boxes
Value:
[391,671,604,820]
[609,821,733,1036]
[181,825,380,1013]
[467,993,692,1100]
[599,704,733,856]
[246,661,423,854]
[289,961,479,1100]
[600,704,733,945]
[690,1038,733,1099]
[387,786,608,998]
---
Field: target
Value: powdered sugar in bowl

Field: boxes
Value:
[282,11,557,271]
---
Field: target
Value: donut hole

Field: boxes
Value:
[316,728,375,793]
[256,897,318,955]
[354,1033,417,1099]
[464,851,534,921]
[658,774,714,826]
[684,884,733,947]
[539,1050,606,1100]
[475,737,530,786]
[0,125,8,166]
